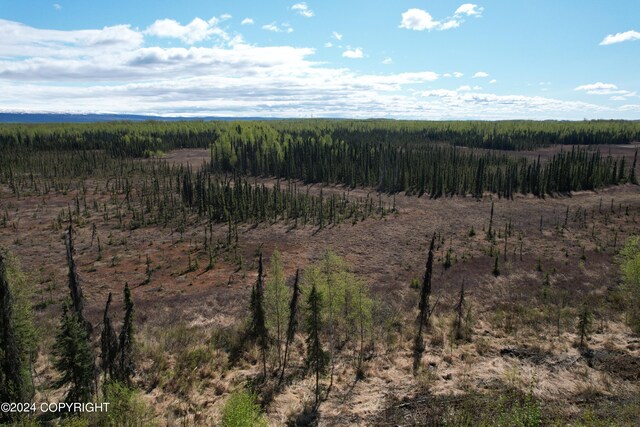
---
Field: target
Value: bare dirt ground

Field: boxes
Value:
[162,149,211,167]
[1,148,639,425]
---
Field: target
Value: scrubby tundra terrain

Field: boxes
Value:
[2,146,639,425]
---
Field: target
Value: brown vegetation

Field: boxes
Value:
[1,148,639,425]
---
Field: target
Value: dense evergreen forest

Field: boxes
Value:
[0,120,637,199]
[1,119,639,154]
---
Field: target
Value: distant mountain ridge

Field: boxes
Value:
[0,113,281,123]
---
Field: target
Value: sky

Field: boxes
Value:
[0,0,639,119]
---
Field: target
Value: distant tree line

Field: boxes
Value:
[1,119,640,156]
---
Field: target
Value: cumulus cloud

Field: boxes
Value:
[332,31,343,41]
[600,30,640,45]
[489,79,497,84]
[575,82,617,91]
[382,57,392,65]
[399,9,442,31]
[440,20,461,30]
[575,82,635,97]
[292,2,314,18]
[400,4,483,32]
[241,18,254,25]
[342,48,363,58]
[262,22,294,33]
[453,72,464,78]
[145,17,227,44]
[455,4,484,17]
[473,71,489,78]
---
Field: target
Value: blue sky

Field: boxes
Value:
[0,0,639,119]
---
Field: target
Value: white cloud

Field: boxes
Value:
[145,17,227,44]
[620,104,640,112]
[53,3,61,10]
[399,9,441,31]
[575,82,617,91]
[241,18,254,25]
[263,23,279,32]
[453,71,464,78]
[292,2,314,18]
[382,57,392,65]
[342,48,363,58]
[600,30,640,46]
[422,89,458,98]
[0,18,632,120]
[455,4,484,17]
[593,89,635,96]
[455,85,482,92]
[610,96,627,101]
[332,31,343,41]
[356,72,439,90]
[489,79,497,84]
[473,71,489,78]
[0,19,143,58]
[575,82,636,97]
[400,5,482,32]
[324,42,333,48]
[440,20,461,30]
[220,14,232,21]
[262,22,294,33]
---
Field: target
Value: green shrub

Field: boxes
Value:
[447,391,542,427]
[169,345,216,395]
[87,382,154,426]
[619,236,640,333]
[220,389,267,427]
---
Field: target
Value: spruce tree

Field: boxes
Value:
[116,283,135,385]
[249,253,268,378]
[0,254,25,417]
[486,201,495,240]
[577,304,593,348]
[63,225,97,396]
[53,304,95,404]
[629,149,638,184]
[414,234,435,373]
[305,281,326,407]
[453,281,467,341]
[279,269,300,386]
[100,293,118,385]
[64,224,92,335]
